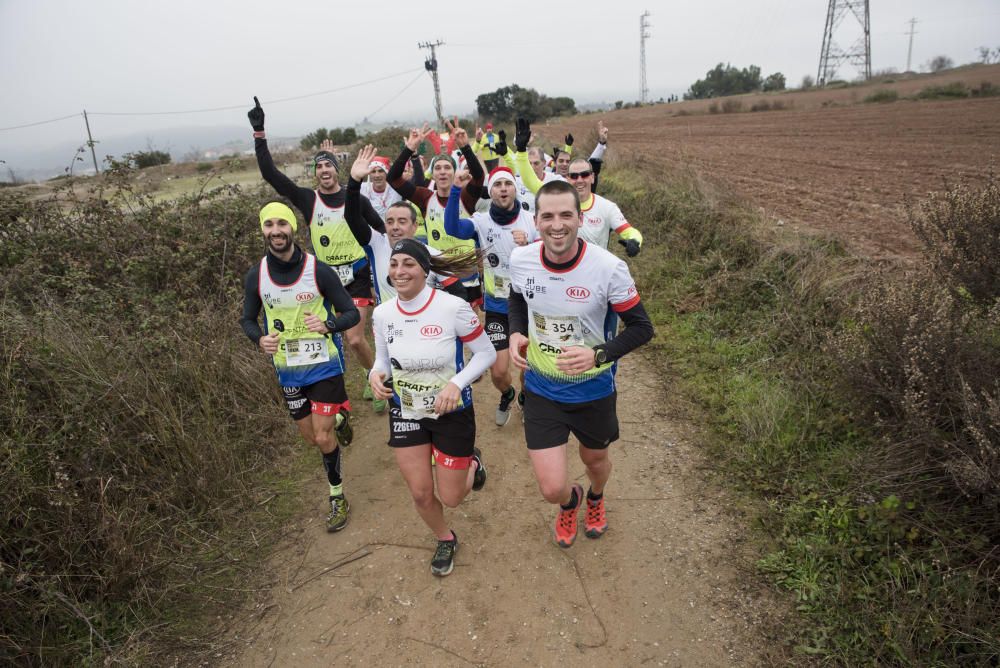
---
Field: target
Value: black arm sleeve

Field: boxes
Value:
[359,193,386,234]
[240,267,265,344]
[507,289,529,336]
[459,144,485,213]
[599,301,654,362]
[316,264,362,332]
[388,147,418,201]
[410,154,428,187]
[590,157,603,194]
[344,178,372,246]
[255,138,316,217]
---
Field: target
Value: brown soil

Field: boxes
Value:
[219,356,782,667]
[551,64,1000,261]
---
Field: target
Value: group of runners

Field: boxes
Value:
[241,97,653,576]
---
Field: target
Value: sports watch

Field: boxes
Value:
[593,347,609,366]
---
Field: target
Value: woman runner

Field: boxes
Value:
[368,239,496,576]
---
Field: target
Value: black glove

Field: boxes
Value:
[619,239,640,257]
[494,129,508,156]
[248,96,265,132]
[514,118,531,153]
[564,133,574,147]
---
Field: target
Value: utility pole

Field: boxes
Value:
[905,18,918,72]
[418,40,445,127]
[639,11,651,103]
[817,0,871,85]
[82,110,99,174]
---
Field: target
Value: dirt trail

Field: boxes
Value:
[223,355,777,666]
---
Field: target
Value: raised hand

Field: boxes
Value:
[350,144,378,181]
[597,120,609,144]
[494,129,508,156]
[454,170,473,188]
[404,123,431,152]
[320,138,336,153]
[564,133,574,147]
[514,118,531,153]
[445,117,469,149]
[475,126,484,143]
[248,96,265,131]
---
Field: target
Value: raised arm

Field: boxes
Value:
[248,96,314,214]
[445,118,484,213]
[344,144,379,246]
[443,179,477,240]
[388,125,433,213]
[512,119,544,195]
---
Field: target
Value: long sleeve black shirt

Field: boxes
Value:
[254,137,385,234]
[241,246,360,344]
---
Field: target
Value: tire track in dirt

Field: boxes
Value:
[220,355,779,667]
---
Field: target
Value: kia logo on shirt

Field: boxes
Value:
[566,287,591,300]
[421,325,443,337]
[296,292,315,302]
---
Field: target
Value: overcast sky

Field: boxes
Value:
[1,0,997,157]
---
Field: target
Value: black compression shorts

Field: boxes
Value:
[282,376,350,421]
[484,310,509,351]
[522,389,619,450]
[387,404,476,457]
[343,264,374,306]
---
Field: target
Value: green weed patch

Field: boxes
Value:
[602,165,1000,664]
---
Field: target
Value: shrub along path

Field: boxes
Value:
[218,355,782,666]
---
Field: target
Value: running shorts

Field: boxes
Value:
[387,403,476,458]
[343,264,375,307]
[522,389,619,451]
[282,376,351,421]
[484,310,509,351]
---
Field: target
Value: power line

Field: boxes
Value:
[364,71,426,121]
[87,68,424,117]
[0,113,81,133]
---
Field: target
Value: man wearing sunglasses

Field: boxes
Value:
[566,158,643,257]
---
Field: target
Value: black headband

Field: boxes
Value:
[313,150,339,169]
[390,238,431,274]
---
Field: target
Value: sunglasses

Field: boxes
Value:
[567,170,592,180]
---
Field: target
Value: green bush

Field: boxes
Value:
[721,99,743,113]
[196,162,213,172]
[972,81,999,97]
[864,89,900,103]
[129,149,171,169]
[916,82,969,99]
[0,167,297,662]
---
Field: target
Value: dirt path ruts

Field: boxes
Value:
[222,355,777,667]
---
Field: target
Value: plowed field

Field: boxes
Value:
[553,66,1000,260]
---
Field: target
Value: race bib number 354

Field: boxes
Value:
[532,312,584,348]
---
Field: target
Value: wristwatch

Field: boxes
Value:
[593,347,609,366]
[324,318,338,334]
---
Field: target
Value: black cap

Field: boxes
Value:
[390,238,432,274]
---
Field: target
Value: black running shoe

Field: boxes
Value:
[495,386,516,426]
[431,532,458,576]
[472,448,487,491]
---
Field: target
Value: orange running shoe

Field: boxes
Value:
[584,493,608,538]
[554,483,584,548]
